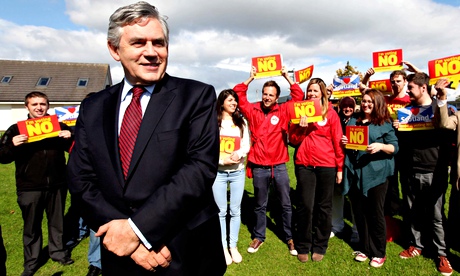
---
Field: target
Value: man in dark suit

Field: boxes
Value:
[67,2,225,275]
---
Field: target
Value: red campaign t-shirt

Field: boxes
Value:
[385,94,411,105]
[385,95,411,120]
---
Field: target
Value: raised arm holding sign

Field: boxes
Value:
[428,54,460,89]
[251,54,283,79]
[372,49,403,72]
[294,65,314,84]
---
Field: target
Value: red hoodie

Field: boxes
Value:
[289,105,344,171]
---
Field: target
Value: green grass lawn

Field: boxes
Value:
[0,148,459,275]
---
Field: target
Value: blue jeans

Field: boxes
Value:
[212,169,245,248]
[252,163,293,242]
[88,229,101,269]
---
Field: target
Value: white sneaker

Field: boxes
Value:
[224,248,232,265]
[330,232,335,238]
[229,247,242,263]
[370,256,386,268]
[287,239,298,256]
[353,251,368,262]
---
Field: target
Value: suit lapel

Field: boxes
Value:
[126,75,176,181]
[102,83,126,186]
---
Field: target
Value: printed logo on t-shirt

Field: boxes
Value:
[317,118,327,126]
[271,115,280,125]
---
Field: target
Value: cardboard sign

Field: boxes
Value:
[294,65,314,84]
[387,103,408,120]
[17,114,61,142]
[332,75,361,97]
[428,54,460,89]
[55,105,79,127]
[219,135,241,160]
[397,105,434,131]
[345,126,369,151]
[369,79,392,95]
[251,54,283,79]
[288,99,322,124]
[372,49,403,72]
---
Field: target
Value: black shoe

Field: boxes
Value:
[54,257,75,265]
[21,270,35,276]
[65,238,79,249]
[86,265,102,276]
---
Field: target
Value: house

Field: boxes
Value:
[0,60,112,131]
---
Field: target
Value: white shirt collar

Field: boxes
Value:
[121,79,155,101]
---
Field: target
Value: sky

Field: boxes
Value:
[0,0,460,102]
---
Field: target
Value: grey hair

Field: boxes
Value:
[107,1,169,49]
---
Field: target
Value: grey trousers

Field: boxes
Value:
[402,171,448,256]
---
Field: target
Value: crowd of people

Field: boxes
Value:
[215,63,458,276]
[0,1,459,276]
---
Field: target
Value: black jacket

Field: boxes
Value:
[0,121,73,191]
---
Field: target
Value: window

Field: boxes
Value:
[77,78,89,87]
[36,77,50,86]
[1,76,12,83]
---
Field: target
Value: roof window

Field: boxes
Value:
[1,76,12,83]
[36,77,51,86]
[77,78,89,87]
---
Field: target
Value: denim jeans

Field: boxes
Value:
[88,229,101,269]
[252,163,293,242]
[212,169,245,248]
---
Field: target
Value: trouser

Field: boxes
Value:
[64,193,88,243]
[331,184,345,233]
[295,165,335,255]
[88,229,101,269]
[447,183,460,250]
[331,186,358,235]
[401,171,448,256]
[252,163,293,242]
[17,188,68,272]
[384,154,402,215]
[212,170,245,248]
[349,180,388,258]
[0,225,6,276]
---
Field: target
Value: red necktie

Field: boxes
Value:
[119,86,144,179]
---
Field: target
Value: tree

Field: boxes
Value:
[336,61,363,79]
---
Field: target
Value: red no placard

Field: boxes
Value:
[17,114,61,143]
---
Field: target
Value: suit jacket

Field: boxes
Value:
[67,74,224,274]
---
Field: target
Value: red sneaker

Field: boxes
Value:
[438,256,453,276]
[399,246,421,259]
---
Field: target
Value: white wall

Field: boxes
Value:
[0,104,75,132]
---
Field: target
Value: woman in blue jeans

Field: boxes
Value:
[212,89,250,265]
